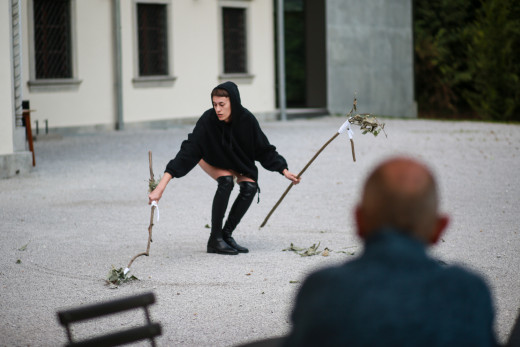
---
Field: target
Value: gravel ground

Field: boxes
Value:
[1,116,519,346]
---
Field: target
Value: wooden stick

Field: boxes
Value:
[350,139,356,162]
[259,132,339,228]
[148,151,154,183]
[260,97,359,229]
[126,151,156,271]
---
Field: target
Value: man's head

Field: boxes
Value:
[355,157,449,244]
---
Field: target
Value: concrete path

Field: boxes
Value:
[1,116,519,346]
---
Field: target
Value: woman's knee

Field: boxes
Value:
[238,181,257,196]
[216,175,234,194]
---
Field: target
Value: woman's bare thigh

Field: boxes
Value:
[198,159,255,183]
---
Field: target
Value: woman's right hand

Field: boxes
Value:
[283,169,301,184]
[148,188,163,205]
[148,172,173,205]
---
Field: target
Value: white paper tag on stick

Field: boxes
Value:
[151,201,159,221]
[338,119,354,139]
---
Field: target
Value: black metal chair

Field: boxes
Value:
[236,336,286,347]
[57,292,161,347]
[506,310,520,347]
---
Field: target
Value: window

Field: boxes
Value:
[222,7,247,74]
[137,3,169,76]
[33,0,72,79]
[28,0,80,89]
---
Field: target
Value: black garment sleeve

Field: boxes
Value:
[253,118,288,174]
[164,119,204,178]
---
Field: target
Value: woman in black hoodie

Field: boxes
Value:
[148,81,300,255]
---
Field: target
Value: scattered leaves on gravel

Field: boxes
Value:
[283,242,321,256]
[105,266,139,288]
[283,243,356,257]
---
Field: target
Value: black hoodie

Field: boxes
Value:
[165,81,288,182]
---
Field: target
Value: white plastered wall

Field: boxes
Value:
[123,0,276,124]
[122,0,219,123]
[19,0,276,131]
[229,0,276,115]
[21,0,115,130]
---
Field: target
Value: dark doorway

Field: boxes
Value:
[275,0,327,113]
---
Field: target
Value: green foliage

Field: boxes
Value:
[148,175,160,192]
[282,243,355,257]
[463,0,520,120]
[349,114,387,137]
[413,0,520,120]
[414,0,481,115]
[283,242,322,256]
[106,266,138,287]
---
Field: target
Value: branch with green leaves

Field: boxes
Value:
[259,96,386,229]
[348,113,387,137]
[106,151,159,287]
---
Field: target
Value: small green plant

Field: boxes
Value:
[148,175,161,192]
[106,266,139,287]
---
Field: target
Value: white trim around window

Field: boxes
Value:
[27,0,82,91]
[132,0,176,87]
[218,0,254,84]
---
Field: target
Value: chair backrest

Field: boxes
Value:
[57,292,161,347]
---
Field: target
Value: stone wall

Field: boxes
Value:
[326,0,416,117]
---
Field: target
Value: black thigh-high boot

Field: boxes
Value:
[222,181,257,253]
[207,176,238,255]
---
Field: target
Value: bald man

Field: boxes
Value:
[284,157,497,347]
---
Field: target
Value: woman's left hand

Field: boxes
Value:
[283,169,301,184]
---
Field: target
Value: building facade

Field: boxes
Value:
[0,0,415,178]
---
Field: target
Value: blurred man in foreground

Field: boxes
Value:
[284,157,497,347]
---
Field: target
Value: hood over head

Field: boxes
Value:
[212,81,244,121]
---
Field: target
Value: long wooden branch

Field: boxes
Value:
[259,132,340,228]
[260,98,359,229]
[350,138,356,162]
[126,151,156,272]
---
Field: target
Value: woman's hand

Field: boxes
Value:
[148,173,173,204]
[148,187,163,204]
[283,169,301,184]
